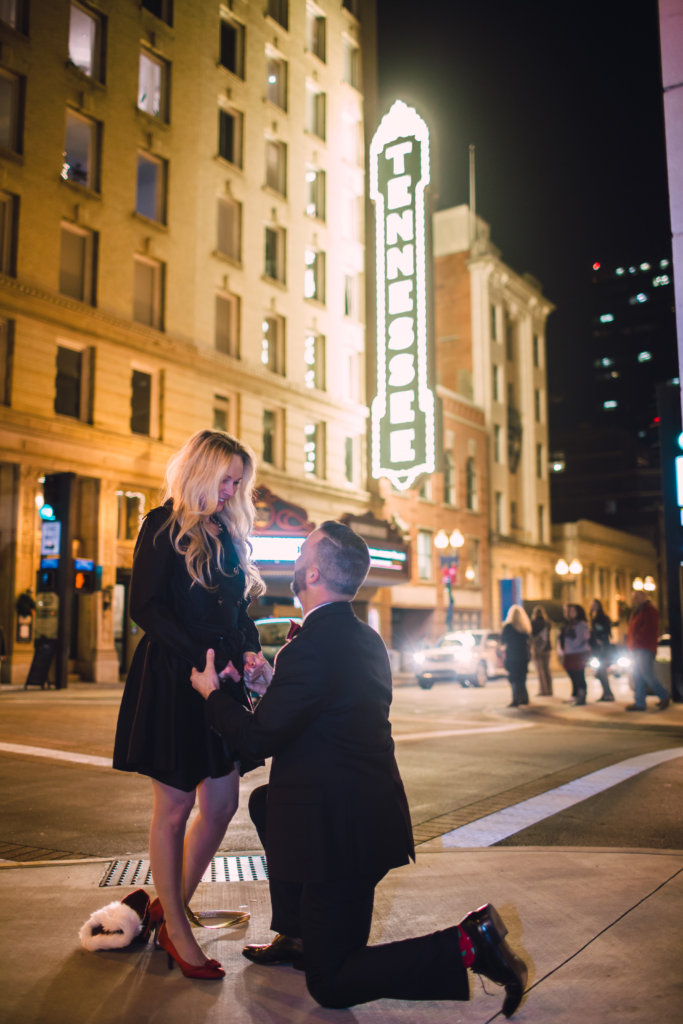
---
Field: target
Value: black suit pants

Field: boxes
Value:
[248,785,469,1008]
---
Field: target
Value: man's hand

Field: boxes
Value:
[243,652,273,696]
[191,648,223,699]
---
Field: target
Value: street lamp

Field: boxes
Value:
[555,557,583,598]
[434,528,464,550]
[434,529,465,629]
[632,575,656,592]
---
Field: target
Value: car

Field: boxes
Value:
[412,630,505,689]
[254,616,302,664]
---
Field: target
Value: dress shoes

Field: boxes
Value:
[657,696,670,710]
[458,903,527,1018]
[625,703,646,711]
[242,933,304,969]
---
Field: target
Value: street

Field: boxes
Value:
[1,670,682,862]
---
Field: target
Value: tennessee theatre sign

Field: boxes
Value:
[369,100,435,492]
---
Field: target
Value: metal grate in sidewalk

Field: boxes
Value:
[99,853,268,887]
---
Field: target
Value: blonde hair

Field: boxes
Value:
[504,604,532,633]
[160,430,265,596]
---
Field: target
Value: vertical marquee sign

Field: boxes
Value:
[369,100,435,492]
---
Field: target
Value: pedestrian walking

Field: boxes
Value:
[589,599,615,701]
[530,606,553,696]
[191,521,528,1018]
[501,605,532,707]
[625,590,670,711]
[558,603,590,705]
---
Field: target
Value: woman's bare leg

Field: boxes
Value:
[149,778,208,965]
[182,769,240,903]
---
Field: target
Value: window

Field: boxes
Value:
[305,247,325,302]
[494,491,503,533]
[505,316,515,360]
[133,256,164,329]
[141,0,172,26]
[304,332,325,389]
[510,501,518,530]
[62,110,99,190]
[342,0,360,15]
[218,108,243,167]
[0,70,23,153]
[305,86,325,139]
[0,1,26,30]
[267,0,288,30]
[264,225,286,283]
[215,292,240,357]
[306,5,326,61]
[130,368,152,435]
[533,333,540,367]
[262,408,281,466]
[219,16,245,78]
[493,424,502,463]
[416,530,433,581]
[0,190,18,274]
[265,139,287,195]
[216,196,241,261]
[136,153,166,222]
[534,388,541,422]
[490,303,497,341]
[306,167,325,219]
[343,38,360,88]
[69,3,104,81]
[538,504,545,544]
[343,272,359,317]
[536,442,543,478]
[213,394,231,432]
[492,363,500,401]
[468,538,480,585]
[465,457,478,511]
[138,50,168,121]
[117,490,145,541]
[261,315,285,375]
[304,422,324,477]
[444,451,456,505]
[344,436,358,483]
[0,318,14,405]
[55,343,91,420]
[59,223,96,304]
[266,54,287,110]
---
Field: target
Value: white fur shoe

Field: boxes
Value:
[79,889,151,951]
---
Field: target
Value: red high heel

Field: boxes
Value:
[142,897,164,943]
[156,923,225,980]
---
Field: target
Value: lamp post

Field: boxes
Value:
[554,557,583,601]
[632,575,656,593]
[435,529,465,630]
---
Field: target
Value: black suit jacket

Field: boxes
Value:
[207,601,415,882]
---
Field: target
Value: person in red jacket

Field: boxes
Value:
[625,591,670,711]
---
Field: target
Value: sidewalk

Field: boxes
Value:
[1,844,681,1023]
[1,679,682,1022]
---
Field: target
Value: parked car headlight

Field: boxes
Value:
[588,656,600,669]
[616,655,631,669]
[413,652,425,666]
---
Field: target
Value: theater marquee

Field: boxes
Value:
[369,100,435,492]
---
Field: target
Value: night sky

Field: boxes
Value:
[375,0,672,429]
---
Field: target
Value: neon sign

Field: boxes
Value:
[369,100,435,491]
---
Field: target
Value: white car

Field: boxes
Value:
[412,630,505,689]
[254,616,302,664]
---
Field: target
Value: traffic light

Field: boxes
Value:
[73,560,101,593]
[36,568,58,592]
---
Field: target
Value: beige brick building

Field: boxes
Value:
[0,0,380,683]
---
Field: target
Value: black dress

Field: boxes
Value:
[113,504,261,791]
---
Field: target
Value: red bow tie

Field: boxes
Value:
[286,620,302,640]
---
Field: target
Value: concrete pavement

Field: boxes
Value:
[1,677,682,1023]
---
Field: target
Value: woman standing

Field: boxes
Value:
[558,603,591,705]
[530,606,553,696]
[501,604,532,707]
[113,430,266,979]
[589,598,615,701]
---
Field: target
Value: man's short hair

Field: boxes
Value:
[316,521,370,596]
